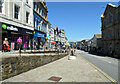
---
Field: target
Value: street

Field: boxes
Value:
[76,50,120,83]
[0,1,120,83]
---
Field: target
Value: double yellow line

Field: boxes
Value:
[78,54,118,84]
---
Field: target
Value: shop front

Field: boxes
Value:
[51,41,56,49]
[34,31,46,50]
[1,23,34,51]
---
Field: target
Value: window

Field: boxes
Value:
[0,0,3,13]
[37,20,39,30]
[39,8,41,15]
[14,5,20,19]
[35,18,37,29]
[34,18,35,28]
[26,12,29,23]
[109,15,112,24]
[42,22,46,32]
[44,13,46,18]
[37,4,38,12]
[42,11,44,17]
[115,13,118,23]
[26,0,28,4]
[33,2,35,10]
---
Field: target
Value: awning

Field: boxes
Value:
[51,41,56,44]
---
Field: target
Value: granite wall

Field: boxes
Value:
[1,54,68,80]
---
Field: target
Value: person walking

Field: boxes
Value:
[17,37,22,56]
[3,38,10,52]
[74,49,76,54]
[71,48,74,56]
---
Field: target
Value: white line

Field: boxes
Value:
[102,60,112,63]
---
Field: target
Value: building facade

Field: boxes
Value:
[0,0,34,51]
[46,21,51,50]
[0,0,68,51]
[50,27,55,49]
[61,29,65,48]
[33,0,48,50]
[91,34,102,48]
[101,2,120,57]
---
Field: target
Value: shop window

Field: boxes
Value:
[14,5,20,19]
[26,12,29,23]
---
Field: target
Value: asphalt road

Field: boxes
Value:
[76,50,120,83]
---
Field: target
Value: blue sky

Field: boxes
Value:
[46,2,118,42]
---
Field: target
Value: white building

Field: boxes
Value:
[61,29,65,47]
[0,0,34,51]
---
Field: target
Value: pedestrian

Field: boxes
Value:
[74,49,76,54]
[67,48,69,54]
[34,40,37,50]
[71,48,74,56]
[36,43,39,50]
[17,37,22,56]
[3,38,10,52]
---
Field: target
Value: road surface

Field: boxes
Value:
[77,50,120,83]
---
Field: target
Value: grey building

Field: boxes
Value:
[101,2,120,57]
[91,34,102,49]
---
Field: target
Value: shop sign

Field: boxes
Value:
[2,24,18,31]
[7,26,18,31]
[2,23,33,34]
[26,31,33,35]
[34,31,45,38]
[18,28,33,35]
[2,24,7,29]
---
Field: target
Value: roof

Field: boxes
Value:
[101,13,104,18]
[108,2,116,7]
[94,34,101,38]
[103,2,117,16]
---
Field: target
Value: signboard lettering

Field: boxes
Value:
[26,31,33,34]
[7,26,18,31]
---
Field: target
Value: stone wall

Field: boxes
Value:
[1,54,68,80]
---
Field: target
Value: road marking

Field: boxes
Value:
[84,53,115,64]
[78,54,117,84]
[103,60,112,63]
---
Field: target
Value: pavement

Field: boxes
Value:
[2,50,112,82]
